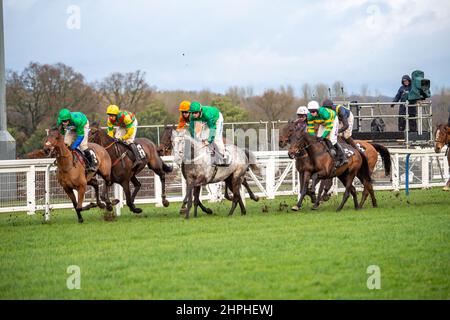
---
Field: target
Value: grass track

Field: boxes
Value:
[0,188,449,299]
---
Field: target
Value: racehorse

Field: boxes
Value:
[43,128,114,223]
[434,124,450,191]
[280,120,391,209]
[158,125,260,205]
[171,126,258,218]
[288,129,373,211]
[89,122,172,213]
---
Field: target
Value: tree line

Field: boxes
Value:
[6,62,450,155]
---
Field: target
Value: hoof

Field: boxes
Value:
[78,218,84,223]
[311,205,319,210]
[90,202,97,208]
[443,187,449,192]
[252,196,260,202]
[132,207,143,214]
[205,208,213,215]
[106,204,113,212]
[291,205,299,211]
[111,199,120,205]
[162,199,170,207]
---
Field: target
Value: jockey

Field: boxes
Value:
[188,101,227,166]
[57,108,96,171]
[106,104,142,169]
[177,100,191,130]
[322,99,357,149]
[295,106,309,131]
[307,100,348,167]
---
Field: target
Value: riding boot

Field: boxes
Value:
[334,142,348,167]
[83,150,97,172]
[129,143,143,169]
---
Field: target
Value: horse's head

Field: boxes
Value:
[88,121,102,144]
[279,120,296,149]
[171,129,187,165]
[287,130,308,159]
[434,124,449,153]
[158,125,176,156]
[43,127,63,155]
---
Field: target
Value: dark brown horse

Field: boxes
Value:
[288,130,373,211]
[89,122,172,213]
[158,125,260,211]
[280,120,391,209]
[43,128,114,223]
[434,124,450,191]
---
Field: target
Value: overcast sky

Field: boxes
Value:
[4,0,450,96]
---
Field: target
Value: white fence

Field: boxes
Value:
[0,149,448,218]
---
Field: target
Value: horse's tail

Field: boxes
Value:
[371,143,391,176]
[357,149,372,184]
[244,148,259,174]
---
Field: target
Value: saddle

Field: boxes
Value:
[116,140,147,161]
[73,148,98,173]
[209,143,231,167]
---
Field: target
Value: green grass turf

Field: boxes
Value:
[0,188,449,299]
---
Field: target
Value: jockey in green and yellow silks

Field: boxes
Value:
[307,101,347,167]
[106,104,142,168]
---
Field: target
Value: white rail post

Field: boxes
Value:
[44,164,51,221]
[154,172,163,207]
[26,165,36,215]
[443,155,449,182]
[266,157,275,199]
[181,174,186,199]
[392,153,400,192]
[422,154,430,189]
[114,183,123,216]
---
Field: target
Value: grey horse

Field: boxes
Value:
[172,127,258,218]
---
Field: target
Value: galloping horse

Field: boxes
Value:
[43,128,114,223]
[288,130,373,211]
[158,125,260,204]
[434,124,450,191]
[171,126,258,218]
[89,122,172,213]
[280,120,391,209]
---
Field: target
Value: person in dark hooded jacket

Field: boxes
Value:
[391,75,417,132]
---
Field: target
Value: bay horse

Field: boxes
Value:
[280,120,391,209]
[434,124,450,191]
[288,130,373,211]
[89,122,172,213]
[172,127,258,218]
[158,125,260,208]
[43,128,114,223]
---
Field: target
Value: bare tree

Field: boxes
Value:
[97,70,150,110]
[254,86,295,120]
[360,84,369,102]
[301,83,311,102]
[313,83,329,103]
[332,81,345,100]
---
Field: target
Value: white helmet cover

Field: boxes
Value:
[296,106,309,115]
[307,100,320,111]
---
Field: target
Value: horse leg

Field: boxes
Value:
[194,186,213,214]
[310,173,321,210]
[293,171,311,211]
[234,179,246,215]
[336,175,351,212]
[350,185,359,210]
[130,175,141,204]
[193,186,201,218]
[228,178,242,216]
[243,178,259,202]
[122,181,142,214]
[64,188,83,223]
[183,184,194,219]
[87,177,106,210]
[224,178,233,201]
[154,168,170,207]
